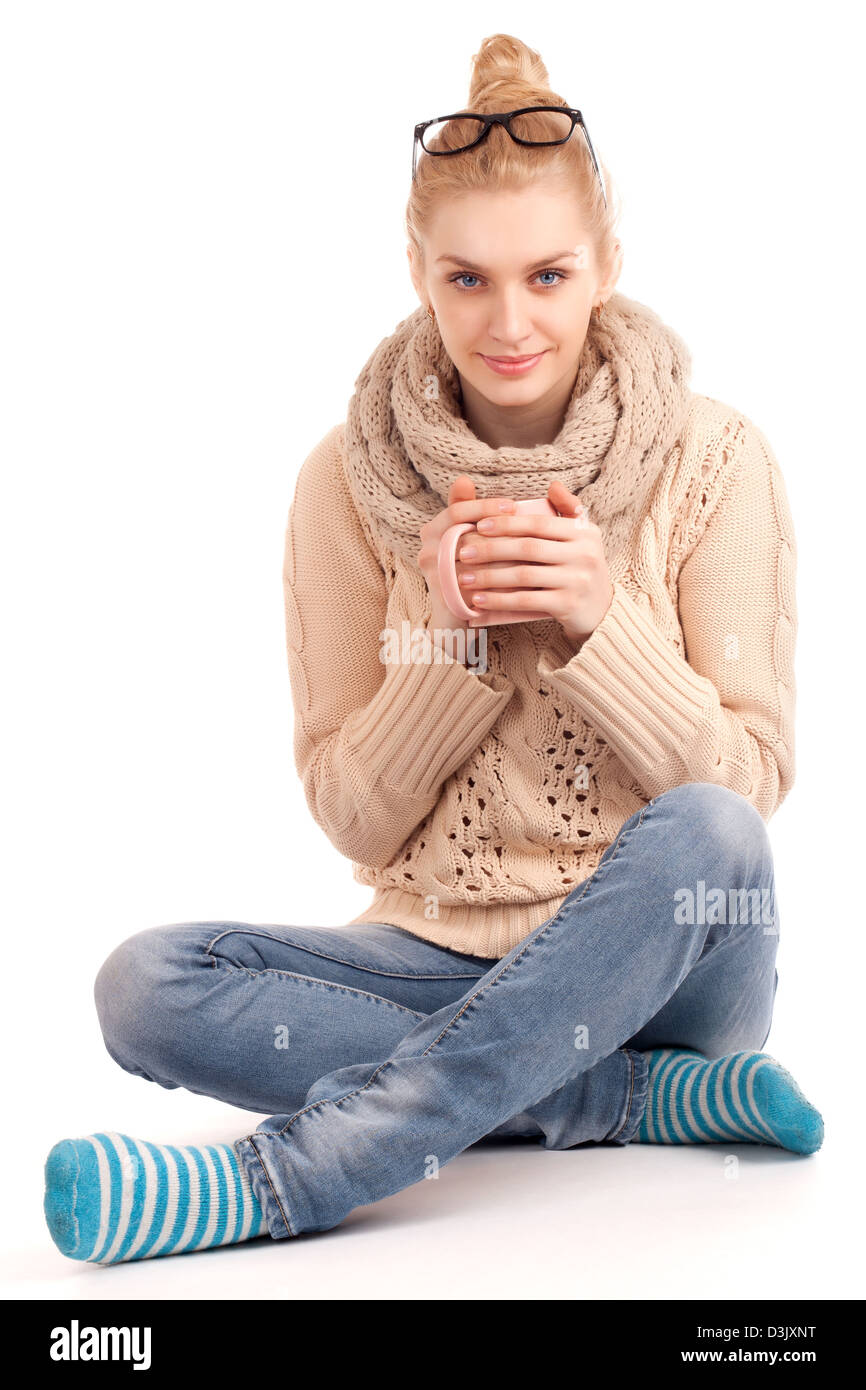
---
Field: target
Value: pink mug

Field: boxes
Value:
[437,496,559,624]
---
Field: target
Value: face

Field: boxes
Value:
[409,185,619,411]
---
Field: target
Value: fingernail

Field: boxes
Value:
[477,518,494,531]
[459,572,475,584]
[498,500,515,511]
[472,593,487,605]
[459,545,477,559]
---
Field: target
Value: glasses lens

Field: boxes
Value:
[421,115,487,155]
[508,108,575,143]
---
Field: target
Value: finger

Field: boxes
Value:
[424,493,519,542]
[444,495,518,527]
[468,587,565,612]
[547,480,588,518]
[459,562,570,590]
[447,474,476,505]
[470,514,594,541]
[458,536,579,566]
[471,589,577,621]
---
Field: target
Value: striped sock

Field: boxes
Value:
[633,1048,824,1154]
[44,1132,269,1263]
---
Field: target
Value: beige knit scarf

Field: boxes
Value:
[343,289,693,566]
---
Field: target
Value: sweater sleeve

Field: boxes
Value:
[284,427,516,869]
[534,418,797,818]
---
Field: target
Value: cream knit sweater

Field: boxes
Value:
[283,396,796,959]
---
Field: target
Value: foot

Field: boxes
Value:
[44,1131,269,1263]
[633,1048,824,1154]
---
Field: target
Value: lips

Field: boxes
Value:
[479,350,547,376]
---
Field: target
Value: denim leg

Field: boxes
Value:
[623,885,779,1056]
[299,1037,642,1150]
[93,916,637,1147]
[235,781,777,1237]
[483,1048,644,1147]
[93,920,486,1116]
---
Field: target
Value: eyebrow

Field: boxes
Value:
[434,250,581,274]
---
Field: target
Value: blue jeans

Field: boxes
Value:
[94,782,779,1238]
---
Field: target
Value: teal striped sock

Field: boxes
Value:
[44,1132,269,1263]
[633,1048,824,1154]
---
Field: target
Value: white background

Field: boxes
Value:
[2,0,863,1300]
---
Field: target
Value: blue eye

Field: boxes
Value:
[448,269,568,292]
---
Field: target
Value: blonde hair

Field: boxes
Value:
[406,33,620,279]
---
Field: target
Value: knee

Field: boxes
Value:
[653,782,771,877]
[93,923,191,1073]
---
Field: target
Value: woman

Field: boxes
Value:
[44,32,823,1265]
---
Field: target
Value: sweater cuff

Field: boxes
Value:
[535,579,714,785]
[350,629,515,799]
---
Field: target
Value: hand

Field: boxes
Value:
[453,478,615,644]
[416,476,531,639]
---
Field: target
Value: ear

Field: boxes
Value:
[599,241,624,300]
[406,243,423,302]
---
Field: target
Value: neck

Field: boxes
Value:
[457,363,579,449]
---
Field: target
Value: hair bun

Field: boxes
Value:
[468,33,550,109]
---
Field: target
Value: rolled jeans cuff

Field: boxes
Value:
[605,1047,649,1145]
[234,1135,297,1241]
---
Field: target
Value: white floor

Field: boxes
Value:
[3,1063,857,1301]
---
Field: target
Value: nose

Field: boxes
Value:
[485,289,537,348]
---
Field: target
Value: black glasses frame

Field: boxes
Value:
[412,106,606,206]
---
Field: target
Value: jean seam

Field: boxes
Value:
[606,1049,636,1142]
[206,959,427,1020]
[265,795,660,1138]
[205,927,481,984]
[243,1136,294,1237]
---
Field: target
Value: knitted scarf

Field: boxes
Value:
[343,289,693,567]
